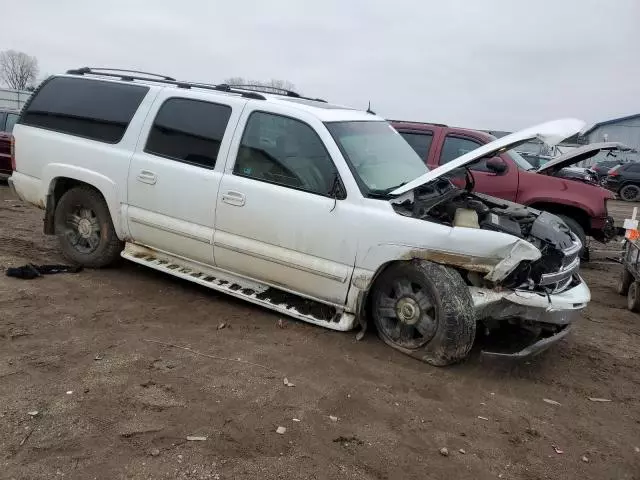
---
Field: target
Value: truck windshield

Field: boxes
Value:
[325,121,428,195]
[506,149,535,170]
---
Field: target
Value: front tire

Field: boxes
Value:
[54,186,123,268]
[619,184,640,202]
[371,261,476,366]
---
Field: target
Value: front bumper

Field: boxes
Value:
[470,278,590,358]
[591,215,617,243]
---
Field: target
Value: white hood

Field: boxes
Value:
[391,118,585,196]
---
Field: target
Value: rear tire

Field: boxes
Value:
[616,268,634,296]
[627,282,640,312]
[371,261,476,366]
[54,186,123,268]
[619,184,640,202]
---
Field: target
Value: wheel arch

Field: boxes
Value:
[42,165,123,238]
[528,201,591,233]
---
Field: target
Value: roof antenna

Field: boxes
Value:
[366,101,376,115]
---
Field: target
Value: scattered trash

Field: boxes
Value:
[276,426,287,434]
[186,436,207,441]
[459,448,466,454]
[439,447,449,457]
[283,378,295,387]
[552,445,564,454]
[94,354,103,361]
[27,411,38,417]
[6,263,82,280]
[635,446,639,453]
[149,448,160,457]
[543,398,561,406]
[480,402,486,405]
[66,391,73,395]
[277,319,286,329]
[581,455,589,463]
[217,322,227,330]
[477,416,489,421]
[329,415,338,422]
[333,435,363,446]
[490,392,495,396]
[292,418,301,422]
[19,428,33,446]
[588,397,612,402]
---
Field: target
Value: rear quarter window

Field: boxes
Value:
[19,76,149,143]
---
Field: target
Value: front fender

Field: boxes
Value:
[42,164,125,238]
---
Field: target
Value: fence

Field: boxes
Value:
[0,87,31,111]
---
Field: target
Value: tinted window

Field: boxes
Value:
[626,163,640,173]
[234,112,337,196]
[20,76,148,143]
[5,113,18,133]
[440,135,487,171]
[145,98,231,169]
[400,132,433,160]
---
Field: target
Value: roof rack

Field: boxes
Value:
[65,67,266,100]
[388,119,448,128]
[223,84,328,103]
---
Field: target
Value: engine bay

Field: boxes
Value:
[390,177,579,291]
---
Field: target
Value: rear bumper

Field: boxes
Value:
[471,278,590,358]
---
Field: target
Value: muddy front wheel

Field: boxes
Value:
[371,261,476,366]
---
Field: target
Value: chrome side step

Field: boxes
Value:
[121,243,356,331]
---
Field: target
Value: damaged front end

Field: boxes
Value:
[391,177,589,358]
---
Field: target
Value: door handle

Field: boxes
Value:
[137,170,157,185]
[221,190,246,207]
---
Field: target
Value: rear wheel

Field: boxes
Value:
[619,184,640,202]
[627,282,640,312]
[371,261,476,366]
[54,186,123,267]
[616,268,634,296]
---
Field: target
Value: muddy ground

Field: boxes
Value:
[0,183,639,480]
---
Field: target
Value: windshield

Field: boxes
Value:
[325,121,428,194]
[505,149,535,170]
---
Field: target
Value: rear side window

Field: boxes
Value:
[145,98,231,169]
[400,132,433,160]
[20,76,148,143]
[626,163,640,173]
[440,135,488,171]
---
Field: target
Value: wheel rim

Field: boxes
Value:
[63,206,101,254]
[621,186,639,201]
[376,278,437,349]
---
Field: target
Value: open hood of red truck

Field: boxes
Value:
[390,118,585,196]
[536,142,633,173]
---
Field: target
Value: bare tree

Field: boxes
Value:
[223,77,298,93]
[0,50,39,90]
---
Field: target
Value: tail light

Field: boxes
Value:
[10,135,15,171]
[608,170,619,177]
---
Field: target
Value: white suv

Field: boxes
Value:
[9,68,590,365]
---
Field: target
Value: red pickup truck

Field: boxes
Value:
[391,121,616,253]
[0,109,19,179]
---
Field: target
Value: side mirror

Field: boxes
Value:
[486,156,507,174]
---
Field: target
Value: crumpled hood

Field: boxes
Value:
[391,118,585,196]
[536,142,633,173]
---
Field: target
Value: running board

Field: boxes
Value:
[121,243,356,331]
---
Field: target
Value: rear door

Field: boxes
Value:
[126,91,247,265]
[436,133,519,201]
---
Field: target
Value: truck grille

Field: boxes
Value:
[538,238,581,293]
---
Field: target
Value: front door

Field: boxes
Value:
[213,107,357,305]
[126,93,246,265]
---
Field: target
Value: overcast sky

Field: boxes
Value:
[2,0,638,130]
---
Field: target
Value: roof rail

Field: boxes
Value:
[65,67,266,100]
[388,119,448,128]
[223,84,328,103]
[67,67,176,81]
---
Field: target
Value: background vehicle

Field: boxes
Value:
[603,163,640,201]
[0,108,19,179]
[392,121,616,252]
[9,69,589,366]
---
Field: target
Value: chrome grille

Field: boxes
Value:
[539,237,582,292]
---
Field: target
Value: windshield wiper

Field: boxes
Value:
[368,181,408,198]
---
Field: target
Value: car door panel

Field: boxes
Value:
[126,92,246,265]
[214,107,357,305]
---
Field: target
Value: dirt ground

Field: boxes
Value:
[0,183,639,480]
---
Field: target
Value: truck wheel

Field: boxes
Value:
[616,268,634,296]
[54,186,123,268]
[371,260,476,366]
[627,282,640,312]
[619,184,640,202]
[557,215,587,259]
